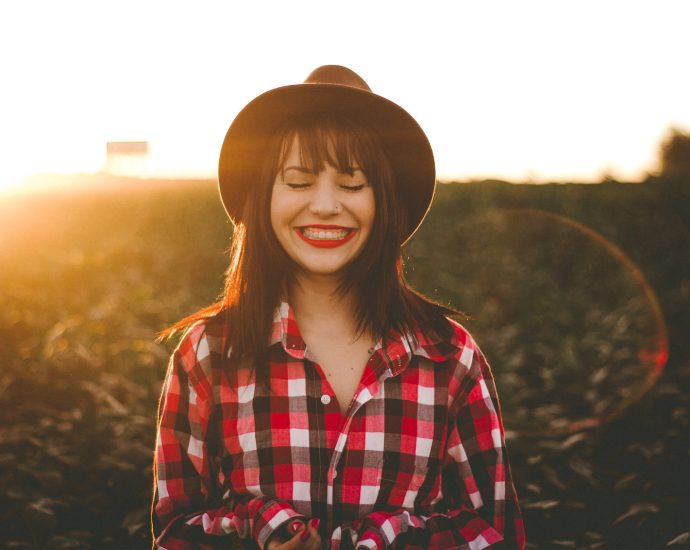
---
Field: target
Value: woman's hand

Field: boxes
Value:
[265,518,321,550]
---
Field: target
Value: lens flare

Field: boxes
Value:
[408,207,668,438]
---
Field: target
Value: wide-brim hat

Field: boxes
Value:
[218,65,436,243]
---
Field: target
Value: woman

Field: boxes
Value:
[153,65,525,549]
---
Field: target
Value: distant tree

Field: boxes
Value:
[659,127,690,177]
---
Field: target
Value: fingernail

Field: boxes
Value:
[300,529,310,542]
[290,521,304,533]
[309,518,320,529]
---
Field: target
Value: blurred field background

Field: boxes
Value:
[1,175,689,549]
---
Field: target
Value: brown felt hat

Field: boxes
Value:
[218,65,436,243]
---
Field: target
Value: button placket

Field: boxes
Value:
[327,430,349,507]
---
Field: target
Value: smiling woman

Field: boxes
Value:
[152,65,525,549]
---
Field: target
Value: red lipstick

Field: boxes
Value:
[294,226,357,248]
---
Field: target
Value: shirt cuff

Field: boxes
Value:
[335,509,426,549]
[331,525,385,550]
[253,499,305,549]
[355,530,385,550]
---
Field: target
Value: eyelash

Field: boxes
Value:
[342,184,366,192]
[286,183,366,192]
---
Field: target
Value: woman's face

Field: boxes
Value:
[270,136,376,281]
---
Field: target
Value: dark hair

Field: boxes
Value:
[161,112,456,365]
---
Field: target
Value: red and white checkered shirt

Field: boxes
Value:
[154,301,525,549]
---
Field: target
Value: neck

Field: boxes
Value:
[288,273,362,338]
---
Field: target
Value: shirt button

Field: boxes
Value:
[320,394,331,405]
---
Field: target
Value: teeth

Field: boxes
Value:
[302,228,350,240]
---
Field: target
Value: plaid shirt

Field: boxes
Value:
[154,302,525,549]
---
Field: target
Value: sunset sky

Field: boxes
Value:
[1,0,689,191]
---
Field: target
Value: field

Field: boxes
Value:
[0,175,688,549]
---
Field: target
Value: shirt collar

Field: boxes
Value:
[269,301,457,372]
[270,301,308,360]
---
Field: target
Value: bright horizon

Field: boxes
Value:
[1,1,689,192]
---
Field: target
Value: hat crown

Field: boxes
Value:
[304,65,372,92]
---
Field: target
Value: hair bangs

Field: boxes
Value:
[276,113,377,182]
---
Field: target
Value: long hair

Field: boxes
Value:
[161,112,456,365]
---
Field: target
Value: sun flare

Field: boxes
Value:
[0,0,689,191]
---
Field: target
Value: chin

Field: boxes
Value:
[294,263,349,279]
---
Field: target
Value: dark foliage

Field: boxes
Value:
[0,176,688,549]
[658,128,690,178]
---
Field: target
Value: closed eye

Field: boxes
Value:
[286,182,311,189]
[340,184,366,192]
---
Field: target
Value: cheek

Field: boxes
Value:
[362,191,376,228]
[269,189,299,255]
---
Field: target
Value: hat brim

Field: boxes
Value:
[218,83,435,243]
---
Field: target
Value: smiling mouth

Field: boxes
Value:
[295,226,357,248]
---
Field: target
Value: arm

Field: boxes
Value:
[153,325,304,549]
[330,341,525,550]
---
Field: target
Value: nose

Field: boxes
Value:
[308,176,340,216]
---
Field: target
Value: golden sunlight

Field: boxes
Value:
[0,169,26,194]
[0,0,688,190]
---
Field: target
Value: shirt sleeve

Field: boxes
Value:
[153,327,304,549]
[330,341,525,550]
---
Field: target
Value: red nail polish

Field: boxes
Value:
[300,529,310,542]
[290,521,304,533]
[309,518,320,529]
